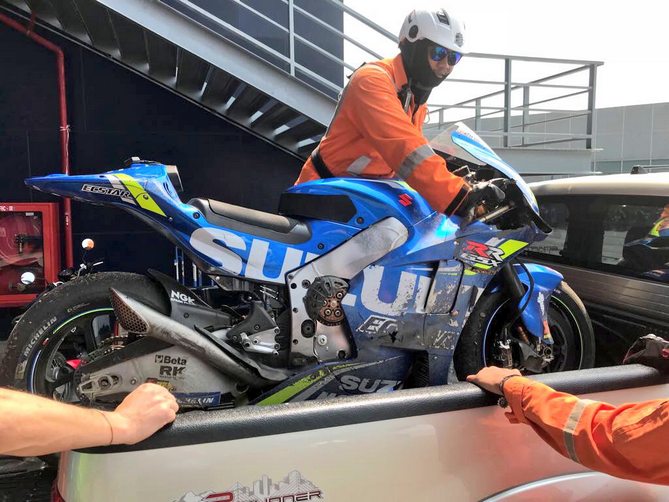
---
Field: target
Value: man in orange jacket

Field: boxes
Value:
[296,8,498,216]
[467,366,669,485]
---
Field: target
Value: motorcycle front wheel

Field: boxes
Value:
[0,272,168,400]
[453,281,595,380]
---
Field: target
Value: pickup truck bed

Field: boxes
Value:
[58,365,669,501]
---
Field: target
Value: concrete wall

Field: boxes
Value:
[425,103,669,177]
[593,103,669,173]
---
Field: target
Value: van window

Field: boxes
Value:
[527,196,669,283]
[603,203,664,264]
[527,201,568,258]
[603,201,669,281]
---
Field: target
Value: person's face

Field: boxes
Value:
[427,44,462,80]
[660,203,669,219]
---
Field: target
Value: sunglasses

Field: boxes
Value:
[429,45,462,66]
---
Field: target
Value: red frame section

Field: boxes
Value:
[0,202,61,307]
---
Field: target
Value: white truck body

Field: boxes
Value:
[57,365,669,501]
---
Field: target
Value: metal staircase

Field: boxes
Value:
[1,0,601,166]
[1,0,384,158]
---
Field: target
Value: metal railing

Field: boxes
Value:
[159,0,396,98]
[160,0,602,148]
[426,54,602,149]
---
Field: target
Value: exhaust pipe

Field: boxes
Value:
[109,288,268,388]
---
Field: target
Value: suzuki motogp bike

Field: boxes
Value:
[0,123,595,409]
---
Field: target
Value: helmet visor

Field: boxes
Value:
[429,45,462,66]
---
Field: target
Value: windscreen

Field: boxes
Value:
[430,122,539,214]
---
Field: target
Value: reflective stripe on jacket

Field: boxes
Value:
[294,54,469,214]
[649,216,669,237]
[505,377,669,485]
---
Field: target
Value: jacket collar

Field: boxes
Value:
[391,54,409,89]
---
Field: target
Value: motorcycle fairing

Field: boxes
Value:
[287,217,409,362]
[431,123,540,215]
[26,148,565,401]
[27,165,362,284]
[26,166,438,286]
[344,223,538,356]
[252,346,411,405]
[283,177,436,230]
[489,263,564,342]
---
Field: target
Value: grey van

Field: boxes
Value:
[526,171,669,365]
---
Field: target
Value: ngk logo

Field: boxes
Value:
[155,354,187,365]
[170,290,196,304]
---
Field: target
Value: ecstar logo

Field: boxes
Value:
[81,184,132,199]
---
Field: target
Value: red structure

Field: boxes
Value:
[0,11,73,268]
[0,203,61,307]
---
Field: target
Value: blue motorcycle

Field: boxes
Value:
[1,123,594,408]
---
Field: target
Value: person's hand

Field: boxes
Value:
[467,179,506,210]
[105,383,179,445]
[456,179,507,224]
[466,366,522,395]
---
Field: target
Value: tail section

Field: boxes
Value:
[25,160,180,217]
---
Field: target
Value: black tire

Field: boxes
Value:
[453,281,595,379]
[0,272,169,398]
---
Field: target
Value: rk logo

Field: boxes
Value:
[159,365,185,377]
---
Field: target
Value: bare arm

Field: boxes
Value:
[0,383,178,456]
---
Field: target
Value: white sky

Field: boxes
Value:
[344,0,669,111]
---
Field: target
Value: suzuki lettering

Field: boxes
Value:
[189,228,318,283]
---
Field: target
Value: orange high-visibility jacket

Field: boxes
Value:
[295,54,470,214]
[505,377,669,485]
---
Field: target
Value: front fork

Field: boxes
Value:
[496,263,556,372]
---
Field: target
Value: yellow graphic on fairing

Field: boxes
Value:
[115,173,166,216]
[498,239,529,257]
[473,263,492,270]
[257,363,358,405]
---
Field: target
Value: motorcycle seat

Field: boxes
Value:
[279,192,357,223]
[188,198,311,244]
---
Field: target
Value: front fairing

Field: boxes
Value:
[430,123,540,215]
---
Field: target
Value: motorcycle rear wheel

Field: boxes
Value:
[453,281,595,380]
[0,272,168,400]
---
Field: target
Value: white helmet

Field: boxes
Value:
[399,8,468,54]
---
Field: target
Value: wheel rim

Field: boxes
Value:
[481,296,583,373]
[27,308,115,401]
